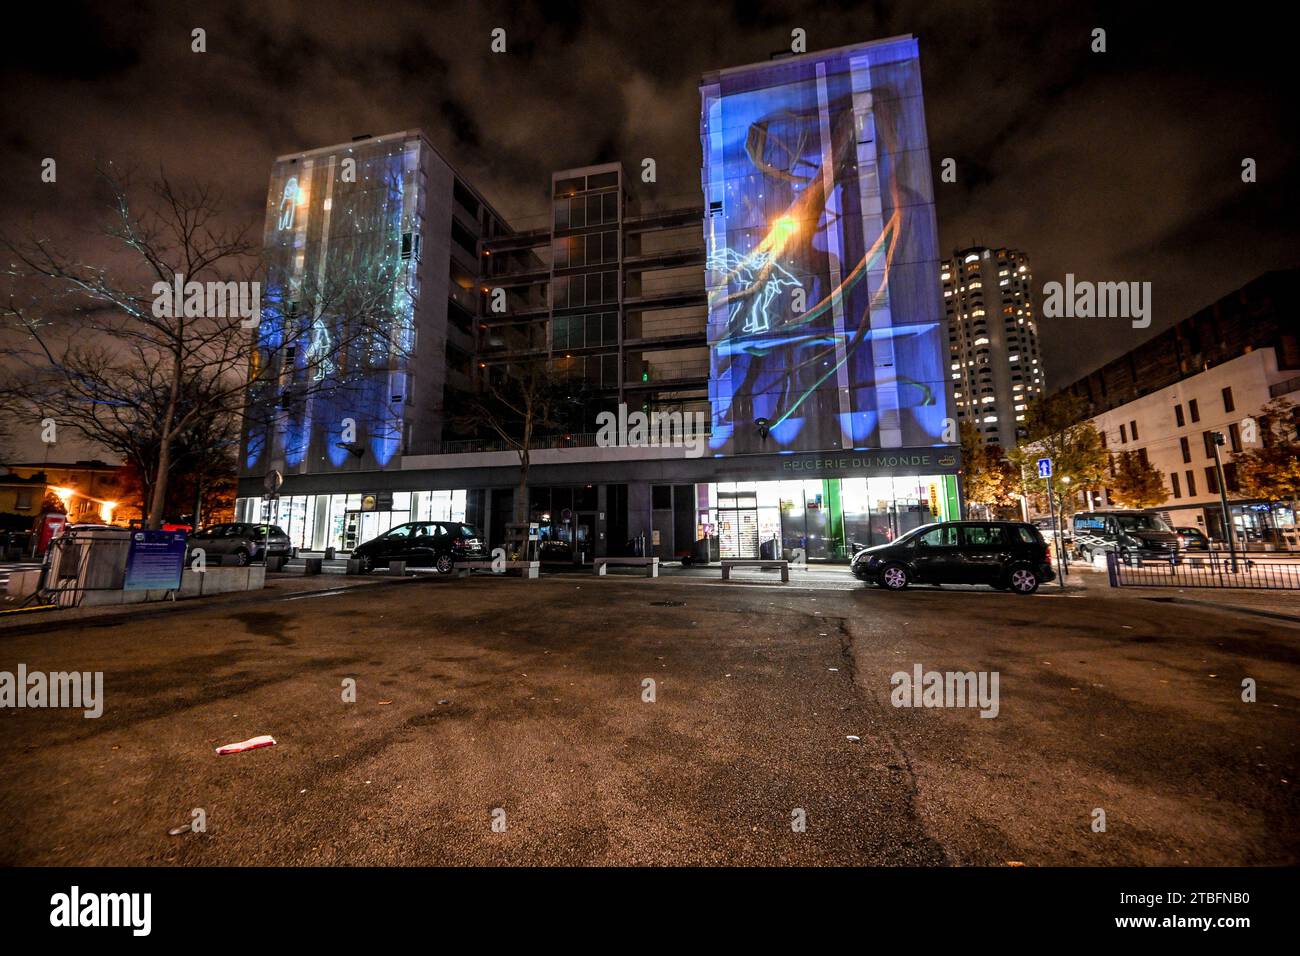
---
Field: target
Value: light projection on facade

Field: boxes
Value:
[700,36,951,456]
[242,137,421,477]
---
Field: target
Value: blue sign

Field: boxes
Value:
[1037,457,1053,479]
[124,530,188,591]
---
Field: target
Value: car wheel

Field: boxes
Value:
[233,548,251,567]
[358,554,374,573]
[1007,566,1040,594]
[880,563,910,591]
[434,553,454,575]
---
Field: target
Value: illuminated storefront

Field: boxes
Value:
[236,489,467,553]
[702,475,960,561]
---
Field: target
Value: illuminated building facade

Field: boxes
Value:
[700,35,951,456]
[238,131,506,547]
[236,38,962,560]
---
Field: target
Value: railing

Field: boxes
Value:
[1107,550,1300,590]
[626,315,707,340]
[632,360,710,382]
[1269,375,1300,398]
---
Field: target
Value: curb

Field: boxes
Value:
[1140,595,1300,626]
[0,574,444,640]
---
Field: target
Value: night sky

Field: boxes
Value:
[2,0,1297,459]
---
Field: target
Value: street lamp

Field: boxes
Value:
[1059,475,1072,573]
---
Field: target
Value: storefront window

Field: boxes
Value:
[704,475,957,560]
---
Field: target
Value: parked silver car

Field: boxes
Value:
[186,523,291,566]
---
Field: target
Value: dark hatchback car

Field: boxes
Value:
[351,521,486,573]
[850,521,1055,594]
[187,523,292,565]
[1175,526,1210,551]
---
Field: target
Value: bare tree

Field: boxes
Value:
[2,164,410,527]
[452,360,573,527]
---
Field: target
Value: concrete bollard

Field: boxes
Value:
[345,558,364,575]
[325,547,337,560]
[304,557,323,575]
[388,560,407,576]
[266,555,287,572]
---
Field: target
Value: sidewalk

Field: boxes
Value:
[1065,563,1300,624]
[0,568,436,637]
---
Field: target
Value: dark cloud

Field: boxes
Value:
[2,0,1297,397]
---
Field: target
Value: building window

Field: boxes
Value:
[1222,386,1235,413]
[15,491,32,510]
[1205,466,1219,495]
[1203,430,1215,459]
[1180,436,1191,463]
[1119,423,1127,443]
[1224,462,1240,493]
[1228,421,1242,453]
[1186,470,1197,496]
[1189,398,1200,423]
[1174,404,1185,427]
[1171,472,1181,499]
[1130,420,1139,441]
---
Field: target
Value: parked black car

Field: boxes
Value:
[850,521,1055,594]
[1072,511,1180,563]
[1174,526,1211,551]
[187,523,291,566]
[351,521,486,573]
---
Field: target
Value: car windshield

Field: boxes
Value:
[894,524,936,545]
[1114,514,1171,532]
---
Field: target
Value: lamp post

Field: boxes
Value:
[1059,475,1072,573]
[1210,431,1238,573]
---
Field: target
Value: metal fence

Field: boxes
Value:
[1107,550,1300,590]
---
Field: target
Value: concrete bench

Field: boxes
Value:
[593,557,659,578]
[456,560,540,579]
[721,559,789,583]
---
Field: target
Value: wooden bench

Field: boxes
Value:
[593,557,659,578]
[456,560,540,579]
[721,559,789,583]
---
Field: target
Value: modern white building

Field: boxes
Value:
[943,246,1044,449]
[1057,268,1300,544]
[1086,349,1298,541]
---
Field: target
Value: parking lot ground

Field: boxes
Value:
[0,574,1296,865]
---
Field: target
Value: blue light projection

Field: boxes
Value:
[700,36,950,456]
[242,139,420,478]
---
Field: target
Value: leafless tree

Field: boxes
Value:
[452,360,573,527]
[2,164,410,527]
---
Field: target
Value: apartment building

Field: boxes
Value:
[943,246,1043,449]
[1059,269,1300,541]
[235,36,962,561]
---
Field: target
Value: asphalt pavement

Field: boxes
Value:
[0,572,1296,865]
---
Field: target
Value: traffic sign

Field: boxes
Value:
[1037,457,1053,479]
